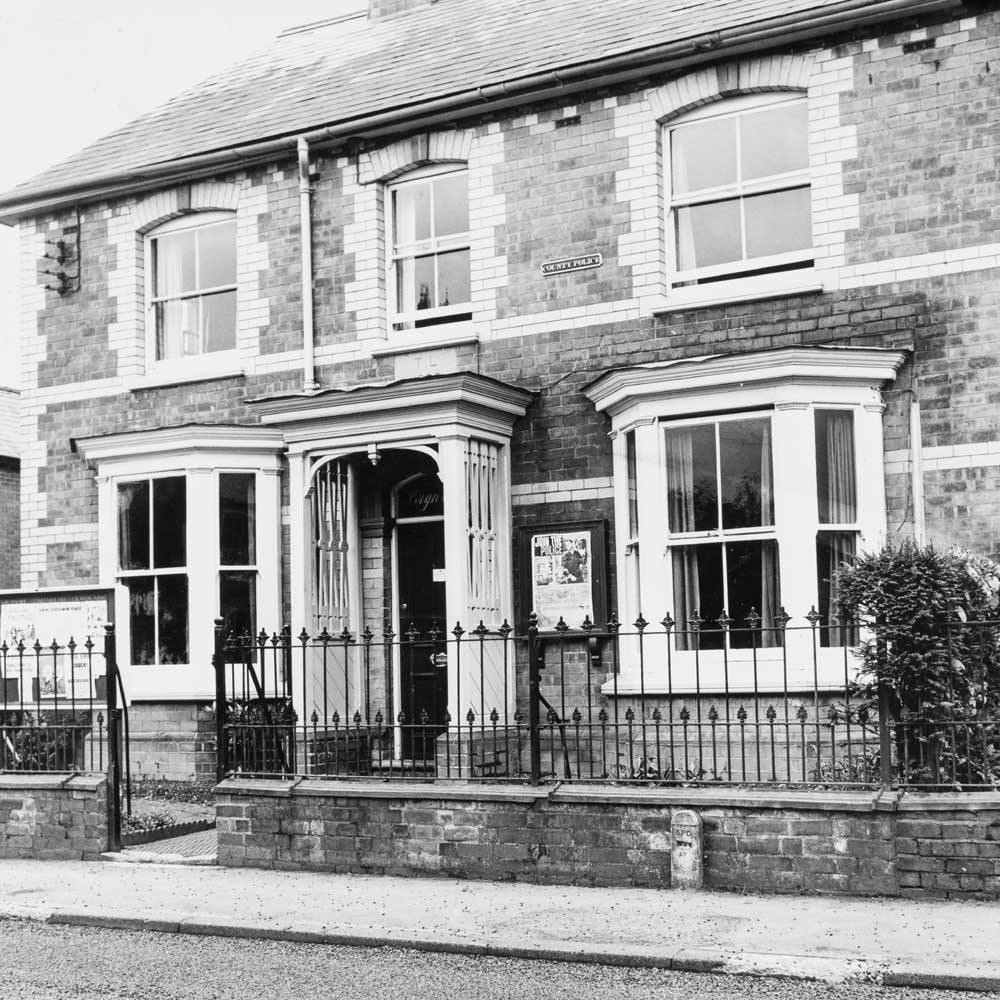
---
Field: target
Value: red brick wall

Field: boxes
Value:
[0,458,19,589]
[216,782,1000,900]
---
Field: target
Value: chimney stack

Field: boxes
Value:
[369,0,439,20]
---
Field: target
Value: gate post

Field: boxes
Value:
[104,623,122,852]
[527,613,542,784]
[213,619,228,783]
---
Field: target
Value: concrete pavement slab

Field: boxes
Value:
[1,860,999,990]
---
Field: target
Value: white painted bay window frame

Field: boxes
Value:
[77,427,284,701]
[588,347,907,693]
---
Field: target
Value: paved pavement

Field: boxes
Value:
[2,855,999,991]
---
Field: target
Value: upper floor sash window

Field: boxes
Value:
[667,96,812,288]
[389,166,471,332]
[148,212,237,360]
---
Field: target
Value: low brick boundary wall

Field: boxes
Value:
[216,780,1000,899]
[0,774,109,860]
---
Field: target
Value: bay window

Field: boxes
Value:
[584,346,907,690]
[77,426,284,701]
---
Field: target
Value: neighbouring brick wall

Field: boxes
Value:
[216,781,1000,900]
[127,703,217,782]
[0,773,109,860]
[0,457,19,588]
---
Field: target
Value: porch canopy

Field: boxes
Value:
[249,372,535,732]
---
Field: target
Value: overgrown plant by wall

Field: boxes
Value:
[836,542,1000,786]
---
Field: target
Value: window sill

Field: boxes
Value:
[371,326,478,358]
[653,275,825,315]
[127,357,245,391]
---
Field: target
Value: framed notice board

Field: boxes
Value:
[0,587,114,703]
[518,520,608,632]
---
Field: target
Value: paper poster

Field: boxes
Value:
[530,530,594,629]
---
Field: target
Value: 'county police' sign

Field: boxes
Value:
[540,253,603,277]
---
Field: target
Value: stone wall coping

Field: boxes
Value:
[214,779,911,812]
[64,774,106,792]
[215,778,300,798]
[548,785,888,811]
[898,791,1000,811]
[217,778,551,804]
[0,773,75,791]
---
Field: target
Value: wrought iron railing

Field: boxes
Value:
[0,625,127,847]
[216,614,1000,790]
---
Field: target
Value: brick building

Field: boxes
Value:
[0,385,19,591]
[0,0,997,774]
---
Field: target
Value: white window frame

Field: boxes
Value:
[662,408,781,652]
[386,164,472,336]
[116,472,191,668]
[77,428,283,701]
[144,211,240,382]
[586,347,907,693]
[663,93,820,310]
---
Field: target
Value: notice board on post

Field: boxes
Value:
[0,587,114,704]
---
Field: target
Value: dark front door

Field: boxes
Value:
[396,515,447,759]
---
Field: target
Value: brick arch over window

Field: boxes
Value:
[133,181,244,234]
[648,53,817,123]
[359,130,474,184]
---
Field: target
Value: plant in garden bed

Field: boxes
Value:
[835,541,1000,786]
[123,809,175,834]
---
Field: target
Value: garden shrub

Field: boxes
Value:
[835,541,1000,785]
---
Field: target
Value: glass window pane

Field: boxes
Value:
[118,481,150,571]
[220,473,256,565]
[197,220,236,288]
[221,571,257,639]
[153,230,196,296]
[745,187,812,259]
[393,183,431,246]
[719,419,773,528]
[741,102,809,181]
[671,544,724,650]
[671,116,737,195]
[815,410,857,524]
[675,199,742,271]
[126,577,155,665]
[156,298,202,359]
[153,477,186,569]
[410,255,436,311]
[817,532,858,647]
[202,291,237,353]
[666,424,717,533]
[157,575,189,664]
[433,173,469,236]
[726,540,781,648]
[626,431,638,538]
[436,249,470,307]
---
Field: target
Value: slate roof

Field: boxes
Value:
[0,0,945,212]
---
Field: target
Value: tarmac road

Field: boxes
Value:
[1,920,998,1000]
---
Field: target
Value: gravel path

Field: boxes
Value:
[1,919,998,1000]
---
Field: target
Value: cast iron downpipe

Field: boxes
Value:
[298,137,319,393]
